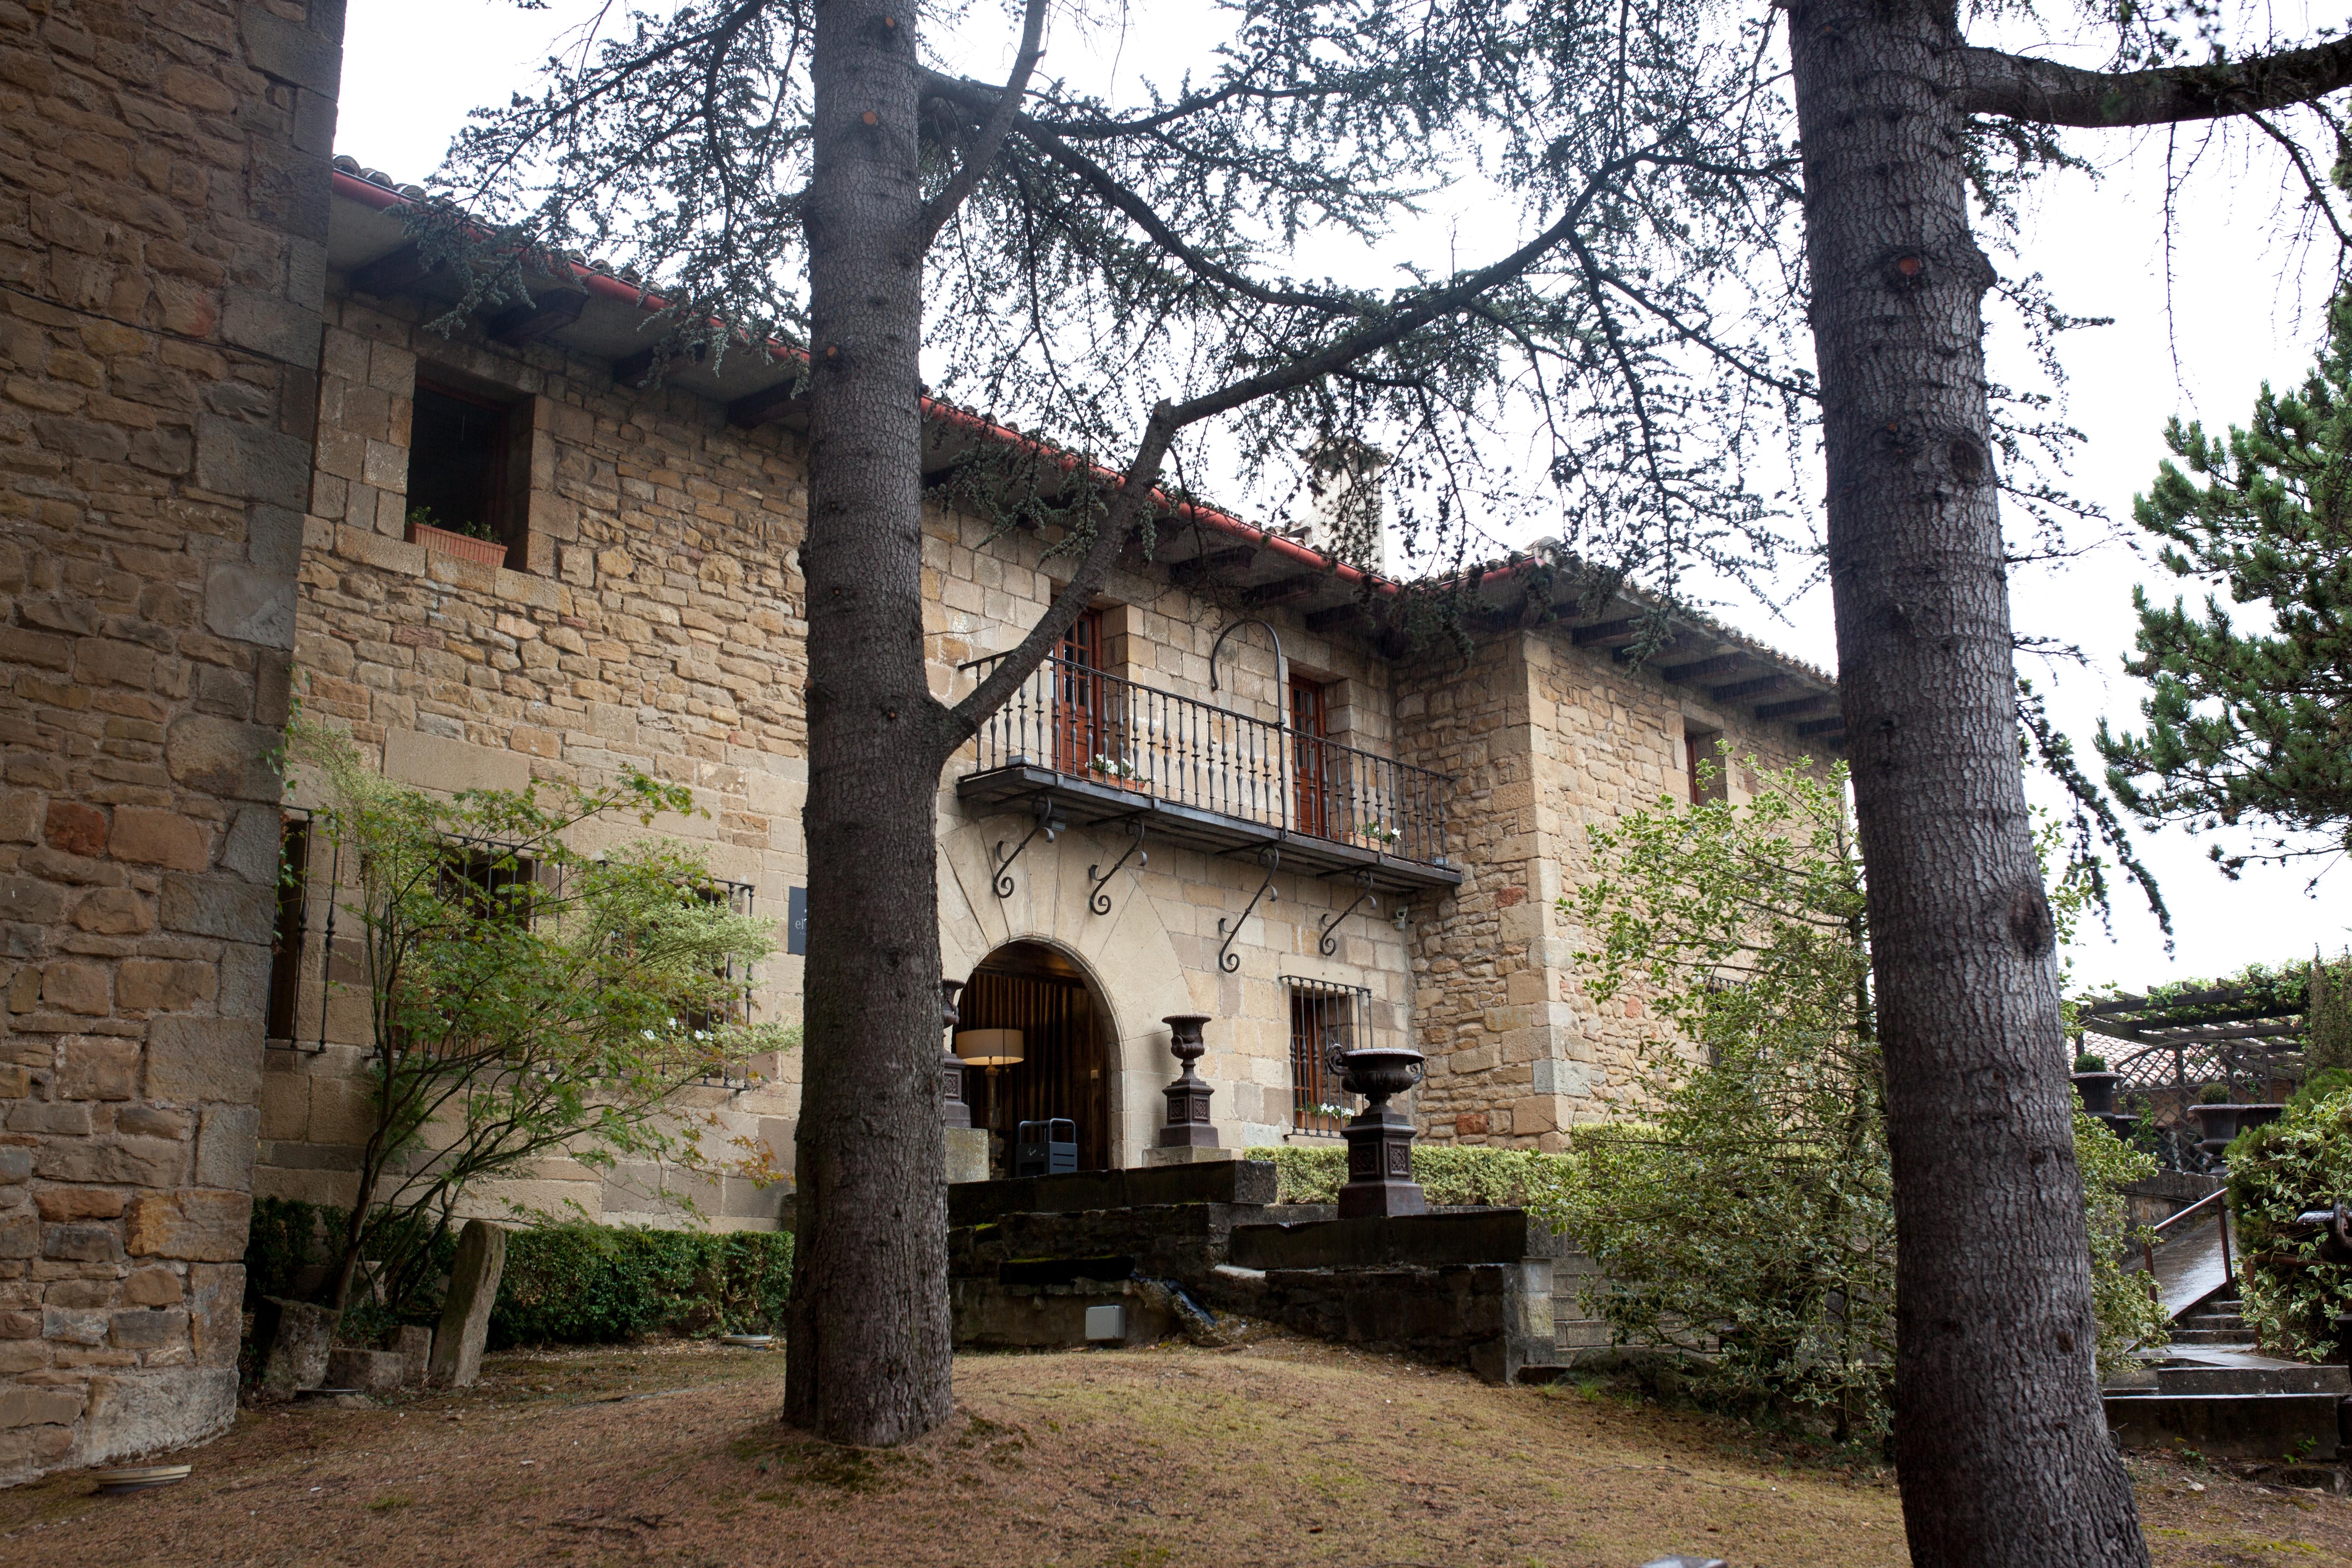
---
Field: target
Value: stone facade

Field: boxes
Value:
[0,12,1840,1485]
[1400,629,1822,1150]
[0,0,344,1483]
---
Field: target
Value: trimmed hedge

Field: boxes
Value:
[490,1222,794,1348]
[237,1199,792,1349]
[1245,1143,1573,1207]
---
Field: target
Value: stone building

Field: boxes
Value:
[0,0,1836,1483]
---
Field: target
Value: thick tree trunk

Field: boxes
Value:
[1787,3,2149,1562]
[784,0,954,1446]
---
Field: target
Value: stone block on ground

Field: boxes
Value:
[1142,1145,1237,1167]
[325,1346,406,1393]
[393,1324,432,1385]
[255,1297,339,1398]
[428,1219,507,1388]
[944,1126,990,1186]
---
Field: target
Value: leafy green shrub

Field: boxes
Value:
[2291,1067,2352,1112]
[2077,1114,2171,1375]
[1524,760,2166,1442]
[2199,1081,2234,1105]
[490,1222,794,1347]
[2227,1086,2352,1359]
[1242,1144,1573,1206]
[2073,1053,2108,1074]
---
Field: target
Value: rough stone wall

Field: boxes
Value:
[274,284,813,1231]
[1398,627,1828,1146]
[0,0,343,1483]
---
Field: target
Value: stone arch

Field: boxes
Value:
[938,810,1208,1168]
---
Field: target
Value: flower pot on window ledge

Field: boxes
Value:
[409,519,508,568]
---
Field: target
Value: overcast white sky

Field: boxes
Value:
[333,1,2352,993]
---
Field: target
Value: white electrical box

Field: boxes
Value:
[1083,1304,1126,1342]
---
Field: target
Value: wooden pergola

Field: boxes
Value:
[2073,980,2308,1107]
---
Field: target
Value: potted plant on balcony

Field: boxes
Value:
[1349,818,1404,852]
[1086,753,1149,794]
[406,505,508,568]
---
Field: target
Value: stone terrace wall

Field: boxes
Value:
[0,0,343,1483]
[1397,627,1826,1146]
[274,281,814,1231]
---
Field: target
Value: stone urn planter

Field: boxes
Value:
[1327,1042,1426,1219]
[2187,1101,2284,1154]
[2070,1070,2122,1117]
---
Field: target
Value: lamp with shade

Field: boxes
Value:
[954,1028,1025,1068]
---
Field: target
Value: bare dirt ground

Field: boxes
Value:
[2,1337,2346,1567]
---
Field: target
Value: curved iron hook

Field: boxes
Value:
[1086,818,1149,917]
[1208,617,1288,699]
[1215,847,1282,973]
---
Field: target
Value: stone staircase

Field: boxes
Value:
[2104,1290,2351,1465]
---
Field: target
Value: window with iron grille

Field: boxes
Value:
[1286,976,1371,1135]
[677,878,760,1086]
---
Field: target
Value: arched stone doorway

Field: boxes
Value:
[957,940,1117,1175]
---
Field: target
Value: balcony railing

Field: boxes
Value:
[962,653,1452,867]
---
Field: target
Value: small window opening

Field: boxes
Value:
[406,382,517,562]
[265,813,310,1042]
[1685,727,1728,805]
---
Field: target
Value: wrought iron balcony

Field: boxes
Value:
[956,653,1460,894]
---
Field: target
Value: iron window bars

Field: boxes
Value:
[1287,975,1373,1136]
[266,811,763,1089]
[965,652,1451,866]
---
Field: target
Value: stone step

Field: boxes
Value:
[2154,1364,2352,1398]
[2169,1328,2259,1346]
[2103,1391,2344,1462]
[2180,1312,2249,1331]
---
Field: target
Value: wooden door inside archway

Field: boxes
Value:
[958,941,1112,1173]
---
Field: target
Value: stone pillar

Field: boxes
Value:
[0,0,346,1484]
[427,1220,507,1388]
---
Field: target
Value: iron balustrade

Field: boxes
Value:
[963,652,1452,865]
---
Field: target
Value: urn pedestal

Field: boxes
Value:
[1156,1014,1219,1148]
[1330,1044,1427,1220]
[939,979,971,1130]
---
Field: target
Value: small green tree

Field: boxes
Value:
[1535,761,2164,1441]
[2097,294,2352,878]
[287,722,794,1315]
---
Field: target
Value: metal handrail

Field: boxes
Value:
[2139,1186,2234,1294]
[961,651,1453,865]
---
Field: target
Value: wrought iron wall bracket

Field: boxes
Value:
[1216,847,1282,973]
[1086,818,1149,916]
[993,794,1064,899]
[1317,869,1380,957]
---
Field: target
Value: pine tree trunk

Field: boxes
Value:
[1787,3,2149,1560]
[783,0,954,1447]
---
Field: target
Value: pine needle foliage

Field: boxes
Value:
[284,720,796,1313]
[2098,292,2352,878]
[413,0,1822,608]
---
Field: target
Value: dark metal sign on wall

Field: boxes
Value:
[787,885,807,955]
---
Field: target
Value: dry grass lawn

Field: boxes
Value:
[1,1336,2346,1566]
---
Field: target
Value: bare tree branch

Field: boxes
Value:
[1955,38,2352,128]
[919,0,1048,249]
